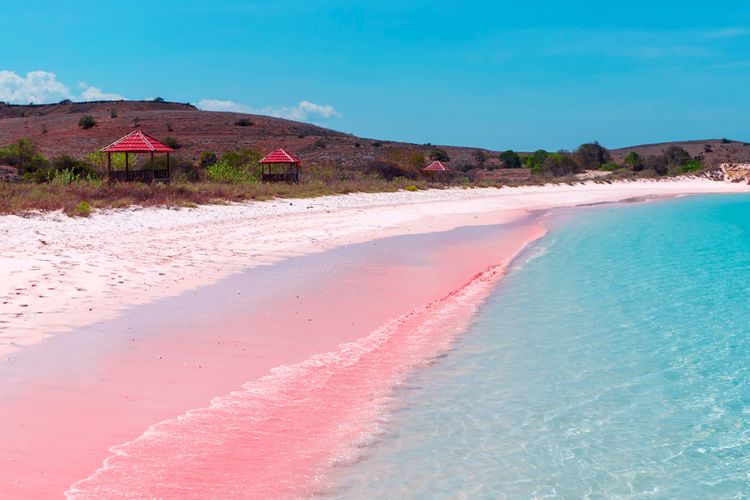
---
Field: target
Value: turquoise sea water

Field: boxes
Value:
[332,195,750,498]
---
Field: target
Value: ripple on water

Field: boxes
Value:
[330,195,750,498]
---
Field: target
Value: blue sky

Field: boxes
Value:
[2,0,749,150]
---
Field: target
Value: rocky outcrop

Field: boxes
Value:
[704,163,750,183]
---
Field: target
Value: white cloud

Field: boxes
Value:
[78,82,125,101]
[284,100,339,121]
[198,98,247,113]
[198,98,341,122]
[0,69,127,103]
[0,70,70,103]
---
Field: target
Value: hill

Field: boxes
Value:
[0,100,500,170]
[611,139,750,167]
[0,100,748,173]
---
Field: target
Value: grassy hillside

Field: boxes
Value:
[0,100,499,171]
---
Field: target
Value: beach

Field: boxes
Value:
[1,178,749,497]
[2,179,748,357]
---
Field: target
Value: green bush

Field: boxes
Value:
[72,201,91,217]
[53,155,98,178]
[78,115,97,130]
[0,138,50,175]
[404,185,418,191]
[50,169,82,185]
[681,159,703,173]
[200,151,218,167]
[429,149,450,162]
[408,151,426,169]
[221,148,262,168]
[525,150,549,174]
[205,160,258,183]
[541,153,580,176]
[363,160,418,180]
[599,161,619,171]
[162,136,182,149]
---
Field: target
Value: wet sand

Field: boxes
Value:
[0,215,545,498]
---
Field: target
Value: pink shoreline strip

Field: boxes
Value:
[0,219,546,498]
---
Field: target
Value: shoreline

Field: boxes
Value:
[1,179,748,358]
[1,180,749,496]
[1,212,546,497]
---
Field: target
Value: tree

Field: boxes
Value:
[541,153,580,177]
[645,155,668,176]
[663,145,691,166]
[78,115,97,130]
[429,149,450,162]
[499,150,522,168]
[623,151,645,171]
[0,138,49,175]
[524,150,549,174]
[575,142,611,170]
[153,97,165,102]
[473,150,488,167]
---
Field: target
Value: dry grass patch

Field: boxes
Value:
[0,178,452,216]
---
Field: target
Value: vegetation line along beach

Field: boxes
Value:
[2,100,750,215]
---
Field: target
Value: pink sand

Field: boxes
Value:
[0,217,545,498]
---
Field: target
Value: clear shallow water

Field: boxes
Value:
[332,195,750,499]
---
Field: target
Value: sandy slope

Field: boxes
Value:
[1,178,748,357]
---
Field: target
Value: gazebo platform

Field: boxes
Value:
[108,169,171,183]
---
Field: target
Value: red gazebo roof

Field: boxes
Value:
[100,130,175,153]
[259,148,300,164]
[424,160,450,172]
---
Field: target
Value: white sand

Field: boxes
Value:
[1,178,748,357]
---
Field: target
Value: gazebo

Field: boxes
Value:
[259,148,301,183]
[101,130,175,183]
[423,160,451,181]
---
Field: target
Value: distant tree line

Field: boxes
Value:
[490,141,703,177]
[0,134,707,188]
